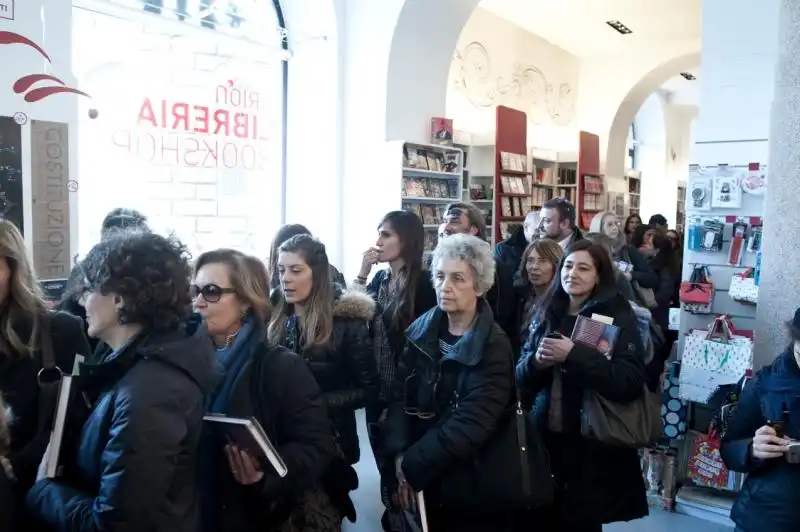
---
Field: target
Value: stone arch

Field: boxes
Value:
[605,51,702,178]
[386,0,481,140]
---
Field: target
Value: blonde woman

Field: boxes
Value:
[0,221,89,499]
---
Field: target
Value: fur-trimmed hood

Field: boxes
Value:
[333,288,375,321]
[269,286,376,322]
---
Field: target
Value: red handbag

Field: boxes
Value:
[680,266,713,305]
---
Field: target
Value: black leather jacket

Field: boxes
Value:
[276,289,379,464]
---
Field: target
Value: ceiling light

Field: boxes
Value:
[606,20,633,35]
[680,72,697,81]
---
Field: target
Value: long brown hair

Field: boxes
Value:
[267,235,334,348]
[194,249,271,325]
[516,239,563,288]
[379,211,425,332]
[0,221,47,358]
[267,224,311,291]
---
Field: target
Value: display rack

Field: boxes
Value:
[494,106,529,243]
[628,171,642,217]
[399,141,464,255]
[577,131,604,229]
[676,181,686,232]
[672,162,766,526]
[460,142,497,247]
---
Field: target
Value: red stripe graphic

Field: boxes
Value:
[24,86,91,103]
[0,31,52,62]
[13,74,65,94]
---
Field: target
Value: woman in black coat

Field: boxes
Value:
[0,222,90,528]
[192,249,338,531]
[720,308,800,532]
[383,234,515,532]
[26,231,218,532]
[517,239,648,531]
[269,235,379,469]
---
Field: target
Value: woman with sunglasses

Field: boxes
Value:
[191,249,339,531]
[383,234,516,531]
[268,235,378,522]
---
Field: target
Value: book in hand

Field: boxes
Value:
[402,491,430,532]
[43,375,74,479]
[571,315,620,360]
[203,415,288,477]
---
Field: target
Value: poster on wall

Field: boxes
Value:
[31,120,71,280]
[0,116,24,233]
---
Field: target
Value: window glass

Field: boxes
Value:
[73,0,285,259]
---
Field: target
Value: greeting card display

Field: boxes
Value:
[711,174,743,209]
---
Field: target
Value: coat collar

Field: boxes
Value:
[406,298,495,367]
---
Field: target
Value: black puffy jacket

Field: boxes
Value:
[383,300,513,497]
[276,289,379,464]
[721,350,800,532]
[26,329,219,532]
[516,286,648,526]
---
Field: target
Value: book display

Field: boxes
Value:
[494,106,529,242]
[399,141,464,254]
[459,141,496,246]
[676,181,686,232]
[628,172,642,216]
[577,131,605,229]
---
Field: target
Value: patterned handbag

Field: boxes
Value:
[730,269,758,305]
[680,266,714,314]
[660,362,688,440]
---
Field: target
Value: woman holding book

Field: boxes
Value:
[269,235,379,471]
[0,221,89,524]
[383,234,517,531]
[192,248,340,531]
[26,230,217,532]
[516,240,648,531]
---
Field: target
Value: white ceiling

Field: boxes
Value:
[480,0,701,58]
[661,70,700,105]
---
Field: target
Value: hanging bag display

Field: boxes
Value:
[661,362,688,440]
[685,429,733,490]
[730,268,758,305]
[679,315,753,403]
[680,265,714,314]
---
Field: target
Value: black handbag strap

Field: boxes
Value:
[36,312,62,433]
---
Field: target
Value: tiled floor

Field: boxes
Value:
[344,411,733,532]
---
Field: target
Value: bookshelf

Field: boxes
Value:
[494,106,529,243]
[577,131,605,229]
[627,171,642,217]
[399,141,464,255]
[459,142,497,247]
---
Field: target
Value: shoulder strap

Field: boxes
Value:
[36,312,63,434]
[39,312,56,371]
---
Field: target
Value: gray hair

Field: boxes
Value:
[431,233,496,295]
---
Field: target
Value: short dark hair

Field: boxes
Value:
[542,197,576,228]
[648,214,668,227]
[101,208,148,235]
[78,230,192,332]
[445,202,487,241]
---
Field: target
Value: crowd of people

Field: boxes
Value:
[0,197,793,532]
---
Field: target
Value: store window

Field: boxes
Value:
[626,123,637,170]
[72,0,286,259]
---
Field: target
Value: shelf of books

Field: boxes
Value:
[577,131,605,229]
[461,143,497,247]
[676,181,686,232]
[628,171,642,217]
[494,105,529,243]
[400,141,464,255]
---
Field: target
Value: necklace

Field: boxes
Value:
[215,326,241,350]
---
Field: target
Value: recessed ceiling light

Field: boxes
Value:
[606,20,633,35]
[680,72,697,81]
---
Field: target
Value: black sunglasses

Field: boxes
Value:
[190,283,236,303]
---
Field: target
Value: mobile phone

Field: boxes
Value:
[786,442,800,464]
[546,332,562,339]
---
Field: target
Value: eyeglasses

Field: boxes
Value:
[190,283,236,303]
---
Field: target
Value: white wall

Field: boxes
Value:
[446,8,579,151]
[693,0,779,165]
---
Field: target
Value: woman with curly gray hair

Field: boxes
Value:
[26,230,219,532]
[383,234,517,531]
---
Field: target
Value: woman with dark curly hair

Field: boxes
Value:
[26,230,219,532]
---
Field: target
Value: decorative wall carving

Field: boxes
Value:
[451,41,575,126]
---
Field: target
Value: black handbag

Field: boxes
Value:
[431,357,555,513]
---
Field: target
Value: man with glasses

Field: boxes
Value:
[538,197,583,250]
[441,203,516,340]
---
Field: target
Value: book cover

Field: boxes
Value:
[571,315,620,360]
[43,375,74,478]
[402,491,430,532]
[203,415,288,477]
[430,118,453,146]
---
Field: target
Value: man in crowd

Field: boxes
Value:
[494,210,540,281]
[538,197,583,249]
[649,214,668,231]
[442,203,516,339]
